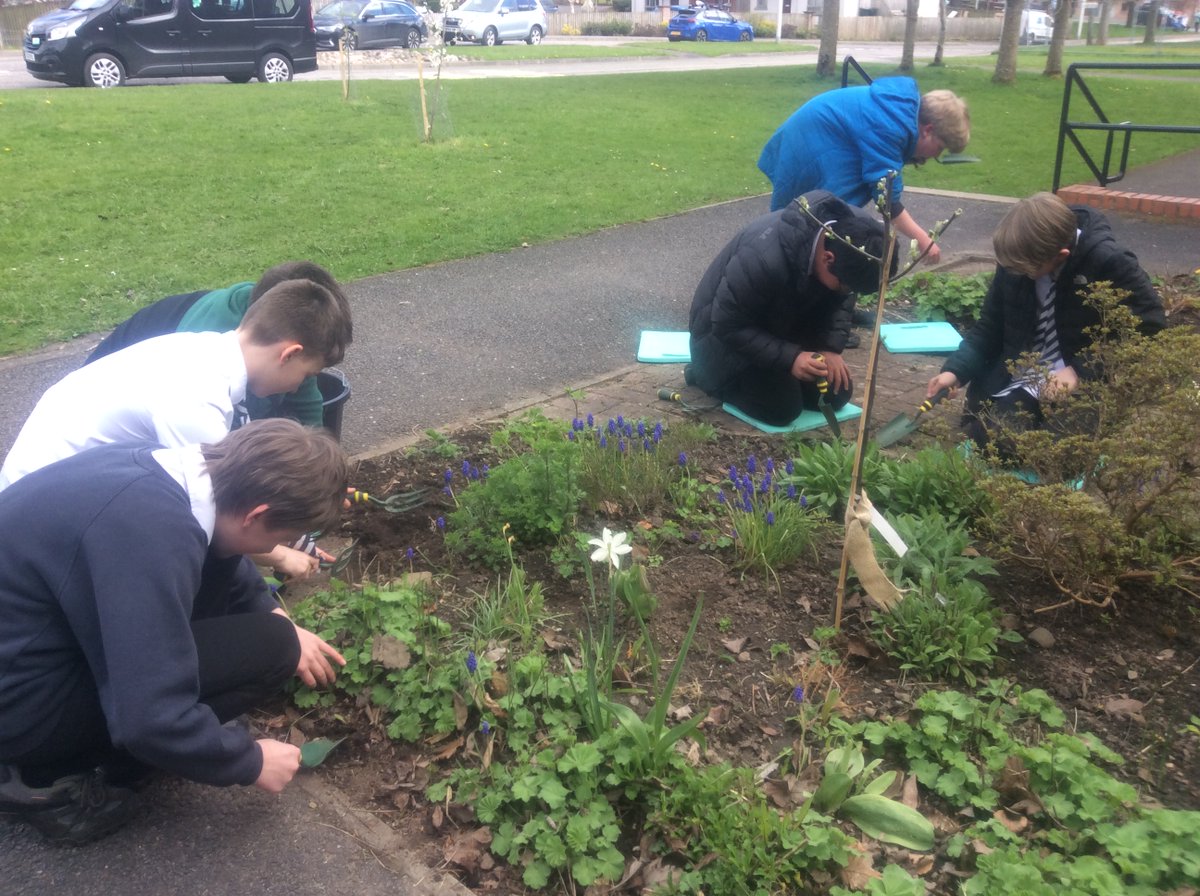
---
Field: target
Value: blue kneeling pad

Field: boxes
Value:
[880,321,963,354]
[637,330,691,363]
[723,402,863,434]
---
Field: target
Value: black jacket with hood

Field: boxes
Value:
[943,205,1165,401]
[688,191,856,398]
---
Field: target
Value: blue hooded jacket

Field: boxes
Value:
[758,77,920,213]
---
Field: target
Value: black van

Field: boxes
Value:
[23,0,318,87]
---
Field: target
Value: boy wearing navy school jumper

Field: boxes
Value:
[86,260,350,430]
[0,419,349,845]
[927,192,1165,450]
[0,277,352,580]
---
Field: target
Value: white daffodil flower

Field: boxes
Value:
[588,528,633,570]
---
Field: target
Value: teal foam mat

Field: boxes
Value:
[637,330,691,363]
[880,321,963,354]
[722,402,862,434]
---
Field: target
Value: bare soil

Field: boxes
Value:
[273,277,1200,894]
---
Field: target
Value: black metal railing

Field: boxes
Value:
[841,55,872,88]
[1053,62,1200,192]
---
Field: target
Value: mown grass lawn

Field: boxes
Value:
[2,47,1197,355]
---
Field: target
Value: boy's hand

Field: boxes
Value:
[820,352,850,392]
[791,351,828,383]
[278,612,346,688]
[927,371,959,398]
[1044,365,1079,401]
[255,739,301,793]
[268,545,320,580]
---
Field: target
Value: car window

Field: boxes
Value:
[501,0,518,11]
[123,0,173,18]
[66,0,112,9]
[454,0,493,10]
[396,0,418,12]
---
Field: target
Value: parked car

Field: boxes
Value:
[23,0,317,87]
[442,0,545,45]
[666,6,753,42]
[314,0,428,50]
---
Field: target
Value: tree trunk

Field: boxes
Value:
[931,0,946,66]
[900,0,919,71]
[816,0,840,78]
[1142,0,1159,43]
[1097,0,1110,45]
[1043,0,1072,77]
[993,0,1024,85]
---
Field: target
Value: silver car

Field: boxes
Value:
[442,0,546,46]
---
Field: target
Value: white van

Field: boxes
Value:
[1019,9,1054,44]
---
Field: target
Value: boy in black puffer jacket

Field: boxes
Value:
[688,190,895,426]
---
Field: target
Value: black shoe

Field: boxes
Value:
[683,363,697,387]
[844,332,861,349]
[0,765,138,846]
[852,307,876,328]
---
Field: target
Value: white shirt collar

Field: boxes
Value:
[151,444,217,543]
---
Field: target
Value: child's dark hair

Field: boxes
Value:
[240,278,352,366]
[203,418,348,534]
[252,261,345,305]
[827,214,897,296]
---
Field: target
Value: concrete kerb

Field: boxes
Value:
[291,775,475,896]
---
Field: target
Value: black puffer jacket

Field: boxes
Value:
[688,191,855,398]
[944,205,1165,400]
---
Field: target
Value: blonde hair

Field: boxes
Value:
[919,90,970,154]
[993,192,1077,277]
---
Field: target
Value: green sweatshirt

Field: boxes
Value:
[178,282,326,427]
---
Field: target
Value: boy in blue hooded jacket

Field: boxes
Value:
[758,78,969,265]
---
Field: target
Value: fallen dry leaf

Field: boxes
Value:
[838,846,881,890]
[371,633,412,670]
[442,827,492,874]
[1103,697,1146,722]
[720,636,748,654]
[704,705,730,726]
[993,809,1029,834]
[901,774,920,810]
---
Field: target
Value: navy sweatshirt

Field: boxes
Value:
[0,444,273,786]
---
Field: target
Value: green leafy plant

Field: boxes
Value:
[289,580,466,741]
[779,439,889,518]
[887,271,992,325]
[875,444,994,527]
[463,525,556,649]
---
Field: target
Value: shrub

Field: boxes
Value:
[581,18,631,35]
[974,284,1200,606]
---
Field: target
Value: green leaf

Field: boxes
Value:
[299,737,345,768]
[557,742,604,775]
[840,794,935,851]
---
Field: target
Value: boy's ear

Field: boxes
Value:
[279,343,306,364]
[242,503,272,527]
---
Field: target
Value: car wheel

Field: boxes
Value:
[695,29,707,41]
[84,53,125,88]
[343,29,359,50]
[224,74,253,83]
[667,34,680,41]
[482,26,498,45]
[738,30,751,41]
[526,24,543,44]
[258,52,293,83]
[404,26,421,48]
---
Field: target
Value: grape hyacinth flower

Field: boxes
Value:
[766,511,775,526]
[466,650,478,674]
[747,455,757,474]
[481,720,491,735]
[792,685,805,703]
[436,516,446,530]
[785,459,795,475]
[678,452,688,466]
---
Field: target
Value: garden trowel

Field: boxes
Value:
[875,386,951,448]
[812,354,841,439]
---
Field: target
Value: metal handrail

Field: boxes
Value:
[841,55,872,88]
[1053,62,1200,193]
